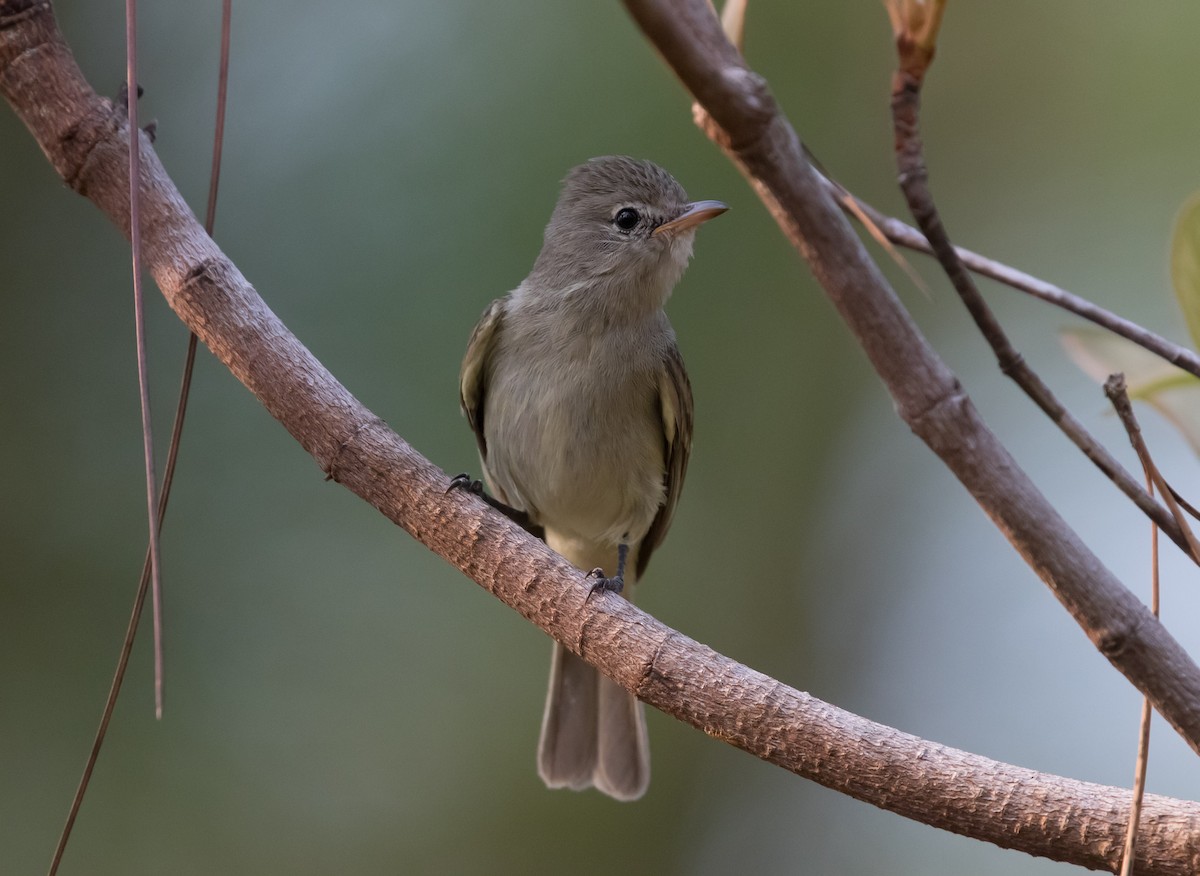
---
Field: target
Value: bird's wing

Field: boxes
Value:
[459,297,506,463]
[636,342,694,580]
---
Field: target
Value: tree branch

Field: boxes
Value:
[831,186,1200,380]
[4,1,1200,872]
[620,0,1200,758]
[885,13,1192,564]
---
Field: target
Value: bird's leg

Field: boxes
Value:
[446,473,545,539]
[586,542,628,601]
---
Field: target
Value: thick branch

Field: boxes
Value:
[3,2,1200,872]
[621,0,1200,783]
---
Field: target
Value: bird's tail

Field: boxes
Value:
[536,538,649,801]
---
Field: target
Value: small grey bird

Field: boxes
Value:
[458,156,725,801]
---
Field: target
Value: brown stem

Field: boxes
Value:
[888,66,1189,559]
[1105,378,1170,876]
[822,181,1200,380]
[120,0,166,720]
[1106,376,1200,564]
[45,0,233,869]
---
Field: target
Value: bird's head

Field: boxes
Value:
[526,156,726,319]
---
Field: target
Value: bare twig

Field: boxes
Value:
[884,7,1192,563]
[1168,485,1200,522]
[46,348,191,876]
[826,186,1200,380]
[5,2,1200,872]
[1106,376,1200,563]
[204,0,230,234]
[1124,698,1156,876]
[719,0,746,51]
[122,0,166,721]
[1106,375,1174,876]
[47,2,230,872]
[1122,473,1156,876]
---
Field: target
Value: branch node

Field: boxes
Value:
[325,416,385,483]
[58,100,122,193]
[901,377,968,431]
[1097,615,1144,659]
[998,350,1026,379]
[721,65,772,126]
[691,63,776,155]
[638,629,680,698]
[182,257,221,288]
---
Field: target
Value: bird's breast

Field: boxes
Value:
[482,319,668,547]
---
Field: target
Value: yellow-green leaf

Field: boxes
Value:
[1170,192,1200,350]
[1062,327,1200,454]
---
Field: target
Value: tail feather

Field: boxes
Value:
[594,673,650,800]
[537,643,598,790]
[537,533,651,800]
[536,643,649,801]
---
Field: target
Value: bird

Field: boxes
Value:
[457,155,725,800]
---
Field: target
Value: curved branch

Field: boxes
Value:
[3,2,1199,873]
[620,0,1200,766]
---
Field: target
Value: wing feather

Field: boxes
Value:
[459,298,506,462]
[636,343,693,579]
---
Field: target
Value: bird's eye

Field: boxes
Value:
[613,208,640,231]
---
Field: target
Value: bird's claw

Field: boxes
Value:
[446,473,546,539]
[116,81,144,112]
[585,568,624,602]
[447,472,485,496]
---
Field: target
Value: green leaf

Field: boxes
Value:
[1170,192,1200,350]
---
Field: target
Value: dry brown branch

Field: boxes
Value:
[832,189,1200,380]
[47,2,233,871]
[620,0,1200,769]
[1105,384,1161,876]
[4,1,1200,872]
[884,12,1193,564]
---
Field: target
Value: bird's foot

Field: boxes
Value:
[116,81,144,112]
[586,569,625,602]
[446,472,486,496]
[446,473,545,539]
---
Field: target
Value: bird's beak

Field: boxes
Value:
[652,199,729,237]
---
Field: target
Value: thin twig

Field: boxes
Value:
[886,10,1194,562]
[1105,376,1200,563]
[821,179,1200,381]
[1122,700,1155,876]
[1106,375,1170,876]
[47,342,202,876]
[1120,478,1155,876]
[205,0,230,235]
[124,0,166,719]
[1167,484,1200,522]
[46,3,231,872]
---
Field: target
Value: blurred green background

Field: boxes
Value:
[4,2,1200,873]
